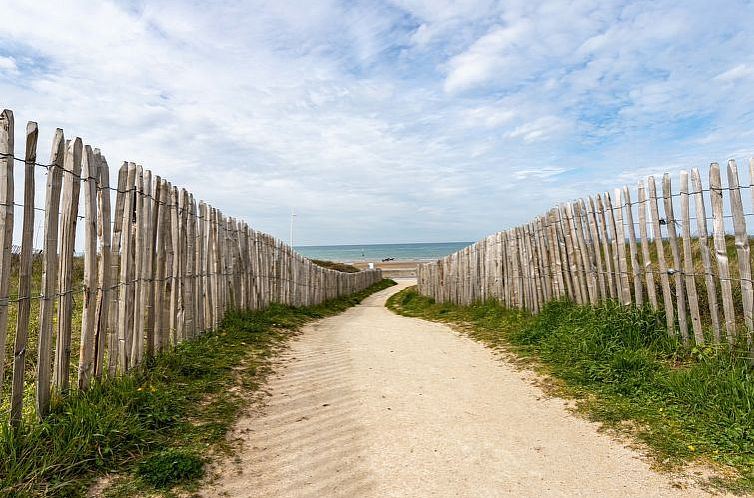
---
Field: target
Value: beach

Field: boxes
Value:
[295,242,469,265]
[352,260,420,279]
[295,242,462,279]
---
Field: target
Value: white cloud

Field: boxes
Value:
[512,167,568,181]
[461,105,515,128]
[714,64,754,83]
[506,116,567,143]
[444,21,531,93]
[0,56,17,72]
[0,0,754,245]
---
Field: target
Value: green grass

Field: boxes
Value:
[0,278,396,497]
[135,449,204,489]
[621,235,748,325]
[310,259,360,273]
[387,286,754,493]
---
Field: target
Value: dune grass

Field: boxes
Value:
[1,278,396,497]
[310,259,360,273]
[387,286,754,494]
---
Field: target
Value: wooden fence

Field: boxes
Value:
[418,160,754,351]
[0,108,382,426]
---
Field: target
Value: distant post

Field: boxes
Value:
[290,207,296,248]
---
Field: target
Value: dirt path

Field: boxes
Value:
[203,280,714,497]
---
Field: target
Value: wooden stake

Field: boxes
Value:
[562,204,585,303]
[691,168,719,342]
[573,201,597,304]
[146,173,159,354]
[117,163,136,371]
[184,192,195,338]
[709,163,736,343]
[163,181,175,349]
[727,160,753,334]
[196,200,206,332]
[108,162,128,376]
[662,174,688,341]
[169,186,180,345]
[637,181,657,308]
[554,209,574,300]
[623,186,643,306]
[679,170,704,343]
[53,137,82,393]
[596,194,617,299]
[535,217,552,302]
[607,191,631,305]
[10,121,37,426]
[647,176,675,335]
[546,210,565,298]
[585,198,606,300]
[77,145,99,389]
[93,151,112,378]
[0,110,13,400]
[131,166,145,366]
[35,128,64,419]
[153,180,168,351]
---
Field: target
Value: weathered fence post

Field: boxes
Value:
[53,137,83,393]
[10,121,37,426]
[35,128,65,419]
[78,145,99,389]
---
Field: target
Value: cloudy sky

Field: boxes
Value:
[1,0,753,245]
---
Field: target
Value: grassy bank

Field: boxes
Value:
[387,286,754,493]
[310,259,360,273]
[1,278,396,498]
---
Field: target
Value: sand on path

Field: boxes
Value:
[203,280,714,498]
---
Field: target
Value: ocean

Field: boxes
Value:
[294,242,472,263]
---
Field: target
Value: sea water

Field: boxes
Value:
[294,242,471,263]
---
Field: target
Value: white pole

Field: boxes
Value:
[290,207,296,248]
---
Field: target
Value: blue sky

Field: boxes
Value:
[1,0,754,245]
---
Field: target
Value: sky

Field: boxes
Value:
[1,0,754,246]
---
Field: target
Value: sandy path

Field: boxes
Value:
[203,280,713,497]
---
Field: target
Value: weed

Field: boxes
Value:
[135,449,204,488]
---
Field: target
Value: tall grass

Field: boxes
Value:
[1,254,84,422]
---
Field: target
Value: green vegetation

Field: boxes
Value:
[623,235,748,325]
[135,449,205,489]
[311,259,360,273]
[1,278,396,497]
[387,286,754,493]
[2,255,85,419]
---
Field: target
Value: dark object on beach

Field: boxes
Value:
[382,257,395,262]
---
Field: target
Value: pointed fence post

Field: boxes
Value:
[10,121,37,426]
[53,137,82,393]
[0,110,13,400]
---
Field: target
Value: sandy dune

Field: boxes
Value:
[202,280,715,497]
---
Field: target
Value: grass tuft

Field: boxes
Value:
[135,449,204,488]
